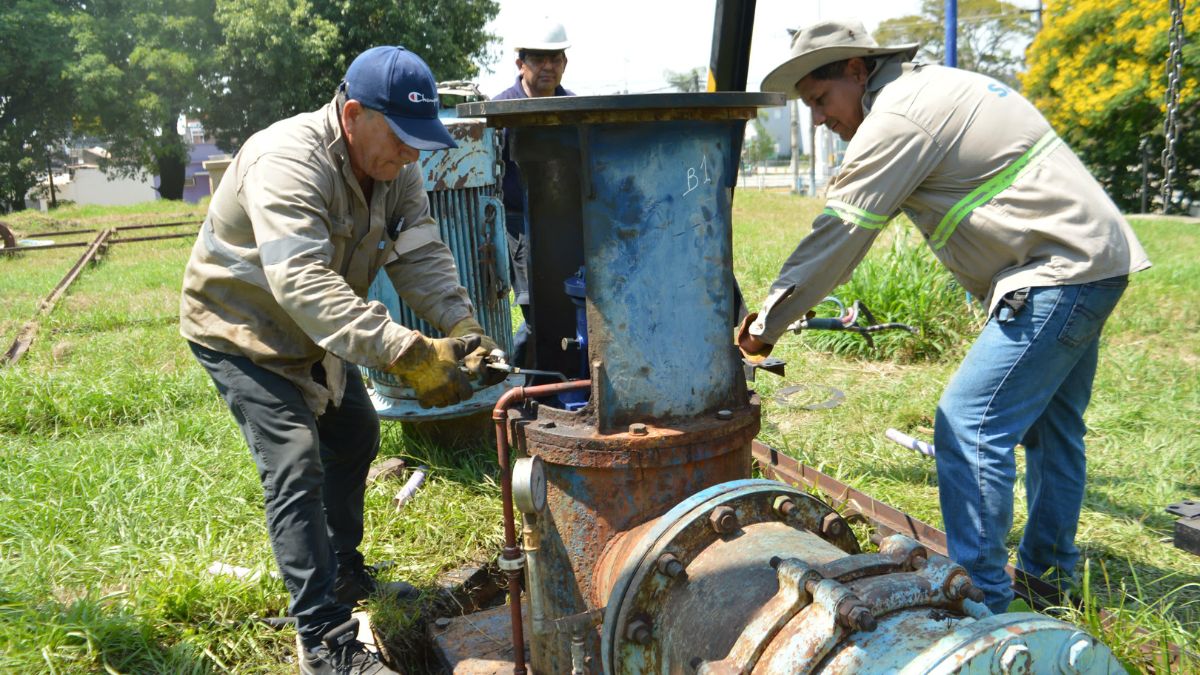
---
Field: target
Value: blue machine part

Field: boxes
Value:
[580,120,744,429]
[363,118,515,419]
[559,267,589,411]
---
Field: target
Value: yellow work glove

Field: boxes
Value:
[386,333,480,408]
[447,317,507,387]
[735,312,774,363]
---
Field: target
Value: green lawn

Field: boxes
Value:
[0,196,1196,673]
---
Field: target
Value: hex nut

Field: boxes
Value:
[1064,637,1095,672]
[849,605,877,632]
[945,573,974,601]
[656,553,687,579]
[820,511,846,538]
[998,643,1032,674]
[773,495,796,518]
[629,423,648,436]
[709,505,739,534]
[625,619,652,645]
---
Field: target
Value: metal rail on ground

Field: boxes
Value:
[2,228,115,366]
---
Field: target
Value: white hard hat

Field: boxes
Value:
[514,17,570,51]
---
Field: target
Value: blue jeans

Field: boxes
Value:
[189,342,379,647]
[935,276,1128,613]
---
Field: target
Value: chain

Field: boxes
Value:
[493,124,506,205]
[1161,0,1186,213]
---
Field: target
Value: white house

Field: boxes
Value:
[25,147,158,211]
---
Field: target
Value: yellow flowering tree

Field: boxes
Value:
[1022,0,1197,211]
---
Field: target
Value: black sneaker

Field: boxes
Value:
[334,563,419,607]
[297,618,397,675]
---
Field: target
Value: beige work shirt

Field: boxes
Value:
[180,98,473,413]
[752,59,1151,344]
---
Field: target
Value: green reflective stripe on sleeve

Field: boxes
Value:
[931,130,1063,249]
[823,200,889,230]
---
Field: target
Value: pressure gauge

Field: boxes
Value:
[512,456,547,514]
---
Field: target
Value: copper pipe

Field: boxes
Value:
[493,380,591,675]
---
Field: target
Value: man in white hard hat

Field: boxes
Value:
[182,45,502,674]
[492,17,575,367]
[739,19,1150,615]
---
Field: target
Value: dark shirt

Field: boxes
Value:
[492,76,574,236]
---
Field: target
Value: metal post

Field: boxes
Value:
[808,122,817,197]
[945,0,958,67]
[790,99,800,193]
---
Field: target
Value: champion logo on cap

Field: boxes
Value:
[408,91,437,104]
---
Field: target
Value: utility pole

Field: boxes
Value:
[945,0,958,67]
[790,99,800,193]
[808,122,817,197]
[45,150,57,209]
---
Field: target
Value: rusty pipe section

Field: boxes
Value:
[493,380,591,675]
[595,479,1124,674]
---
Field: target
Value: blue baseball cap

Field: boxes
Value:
[342,46,457,150]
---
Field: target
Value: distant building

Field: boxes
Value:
[24,146,157,212]
[177,119,228,204]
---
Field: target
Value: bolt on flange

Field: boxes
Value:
[773,495,796,518]
[820,511,846,538]
[625,618,652,645]
[709,505,739,535]
[656,552,687,579]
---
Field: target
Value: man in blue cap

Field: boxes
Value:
[181,46,502,673]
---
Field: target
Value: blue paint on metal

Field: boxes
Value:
[580,120,744,429]
[419,119,498,190]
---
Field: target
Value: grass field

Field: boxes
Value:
[0,195,1197,673]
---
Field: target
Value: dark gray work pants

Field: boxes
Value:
[189,342,379,648]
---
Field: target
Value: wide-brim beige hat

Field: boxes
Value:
[761,19,919,99]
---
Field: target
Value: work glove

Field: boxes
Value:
[735,312,774,363]
[447,317,507,387]
[386,333,480,408]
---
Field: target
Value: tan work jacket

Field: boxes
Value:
[180,98,473,413]
[751,59,1151,344]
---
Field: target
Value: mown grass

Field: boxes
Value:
[0,195,1196,673]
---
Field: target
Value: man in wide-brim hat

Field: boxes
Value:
[738,18,1150,615]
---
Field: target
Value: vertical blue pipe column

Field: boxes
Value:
[945,0,958,67]
[580,121,744,430]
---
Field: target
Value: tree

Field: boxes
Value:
[744,117,775,167]
[0,0,78,212]
[873,0,1037,89]
[665,67,706,93]
[1022,0,1198,211]
[203,0,500,152]
[68,0,220,200]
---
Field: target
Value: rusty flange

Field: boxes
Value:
[598,479,859,673]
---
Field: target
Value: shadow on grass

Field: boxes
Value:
[378,413,500,490]
[0,588,218,674]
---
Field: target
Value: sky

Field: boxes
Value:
[471,0,927,98]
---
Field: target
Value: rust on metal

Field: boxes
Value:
[0,221,15,249]
[5,228,198,252]
[752,438,1188,669]
[22,218,202,239]
[2,228,114,366]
